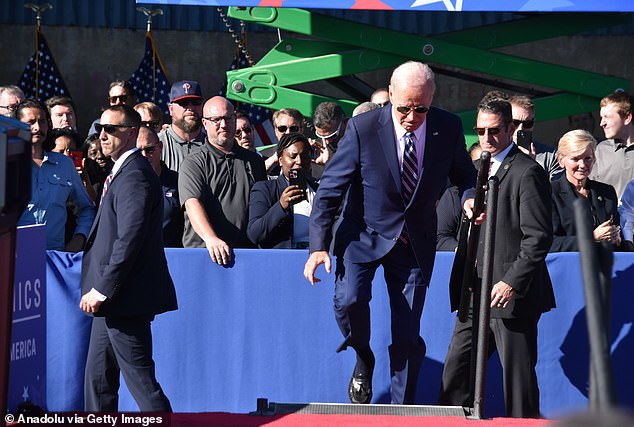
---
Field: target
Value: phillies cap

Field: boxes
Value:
[169,80,203,102]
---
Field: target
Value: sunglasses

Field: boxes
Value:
[512,119,535,128]
[108,95,129,104]
[473,127,501,136]
[173,98,203,108]
[95,123,135,134]
[141,120,161,129]
[235,126,253,137]
[396,105,430,115]
[276,125,300,133]
[140,145,159,154]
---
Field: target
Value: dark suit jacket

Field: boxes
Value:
[310,105,476,281]
[551,177,628,252]
[247,174,318,248]
[475,145,555,319]
[81,150,177,317]
[436,186,463,251]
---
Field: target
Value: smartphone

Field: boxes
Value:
[288,168,307,191]
[516,130,533,150]
[68,150,83,168]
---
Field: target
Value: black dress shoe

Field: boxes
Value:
[348,368,373,404]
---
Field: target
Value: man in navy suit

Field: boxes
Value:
[80,105,177,412]
[304,61,477,405]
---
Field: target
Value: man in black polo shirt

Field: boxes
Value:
[178,96,266,264]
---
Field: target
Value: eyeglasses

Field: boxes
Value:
[141,120,161,130]
[95,123,135,134]
[140,145,159,154]
[396,105,430,115]
[203,115,235,125]
[276,125,300,133]
[0,103,18,112]
[108,95,129,104]
[315,121,342,141]
[173,99,203,108]
[512,119,534,128]
[473,127,501,136]
[235,126,252,137]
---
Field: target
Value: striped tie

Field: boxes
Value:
[400,132,418,244]
[402,132,418,205]
[101,173,113,202]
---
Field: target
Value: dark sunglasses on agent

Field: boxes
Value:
[396,105,430,115]
[512,119,535,128]
[276,125,300,133]
[473,127,501,136]
[95,123,135,135]
[235,126,253,137]
[108,95,129,104]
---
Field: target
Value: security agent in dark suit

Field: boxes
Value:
[439,98,555,418]
[304,61,477,405]
[80,105,177,412]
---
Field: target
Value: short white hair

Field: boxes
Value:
[390,61,436,93]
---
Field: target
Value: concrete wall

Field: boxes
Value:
[1,24,632,145]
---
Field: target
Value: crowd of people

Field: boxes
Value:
[2,59,634,415]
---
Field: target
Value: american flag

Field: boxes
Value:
[220,51,276,149]
[129,32,171,117]
[18,29,70,101]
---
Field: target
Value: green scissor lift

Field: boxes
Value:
[225,7,631,144]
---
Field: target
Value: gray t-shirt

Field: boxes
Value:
[159,126,206,173]
[589,139,634,200]
[178,141,266,248]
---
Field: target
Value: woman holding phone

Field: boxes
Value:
[247,132,318,248]
[551,129,631,251]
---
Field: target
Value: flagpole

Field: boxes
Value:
[136,7,164,102]
[24,2,52,101]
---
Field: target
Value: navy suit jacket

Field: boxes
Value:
[309,105,476,281]
[247,174,318,249]
[81,150,177,317]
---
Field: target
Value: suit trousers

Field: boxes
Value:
[438,310,540,418]
[84,316,172,412]
[333,240,428,404]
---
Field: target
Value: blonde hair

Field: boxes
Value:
[557,129,597,161]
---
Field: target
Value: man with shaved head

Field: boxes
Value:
[304,61,477,405]
[178,96,266,263]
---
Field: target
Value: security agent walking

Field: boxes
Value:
[80,105,177,411]
[439,98,554,418]
[304,61,477,405]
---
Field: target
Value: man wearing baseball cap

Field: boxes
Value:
[159,80,206,172]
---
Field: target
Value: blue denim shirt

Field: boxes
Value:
[19,151,96,250]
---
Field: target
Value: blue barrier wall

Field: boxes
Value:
[44,249,634,418]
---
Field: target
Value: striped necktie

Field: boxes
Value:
[399,132,418,244]
[101,173,113,202]
[402,132,418,205]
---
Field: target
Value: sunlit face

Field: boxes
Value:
[50,104,77,130]
[560,146,595,184]
[0,92,22,117]
[108,85,132,106]
[600,103,631,141]
[99,110,137,161]
[370,90,389,107]
[169,98,203,133]
[511,104,535,143]
[476,112,514,157]
[389,81,434,132]
[315,120,345,149]
[87,140,108,169]
[279,141,312,179]
[202,98,236,152]
[136,127,162,171]
[19,107,48,145]
[274,114,303,140]
[235,117,255,151]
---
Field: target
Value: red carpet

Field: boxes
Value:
[171,413,551,427]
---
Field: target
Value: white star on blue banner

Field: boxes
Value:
[129,32,171,117]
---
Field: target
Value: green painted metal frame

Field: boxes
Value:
[225,7,631,140]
